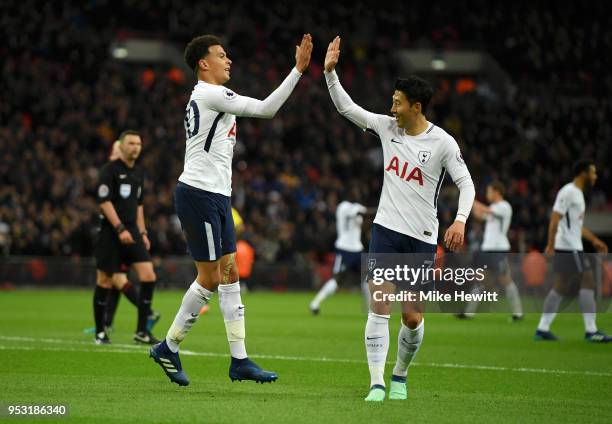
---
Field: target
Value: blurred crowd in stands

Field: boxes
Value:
[1,0,611,261]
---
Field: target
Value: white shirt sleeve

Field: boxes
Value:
[488,202,504,219]
[552,188,571,215]
[442,137,474,223]
[324,70,389,136]
[204,68,302,118]
[354,203,367,215]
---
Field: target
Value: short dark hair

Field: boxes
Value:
[488,180,506,197]
[572,159,595,177]
[184,34,223,73]
[394,76,434,113]
[118,129,140,142]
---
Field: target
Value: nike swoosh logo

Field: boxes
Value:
[190,313,199,318]
[366,336,383,340]
[238,306,244,310]
[390,138,402,144]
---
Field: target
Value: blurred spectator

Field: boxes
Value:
[1,0,610,261]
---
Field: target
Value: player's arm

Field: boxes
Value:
[442,143,475,251]
[207,34,312,119]
[546,189,572,255]
[471,200,490,220]
[581,227,608,254]
[545,212,562,255]
[323,36,381,131]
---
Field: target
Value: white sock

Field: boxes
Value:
[166,281,213,353]
[537,289,562,332]
[310,278,338,309]
[392,319,424,378]
[365,312,390,387]
[218,282,247,359]
[579,288,597,333]
[464,286,481,316]
[505,281,523,316]
[361,280,371,312]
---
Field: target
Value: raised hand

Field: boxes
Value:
[324,36,341,72]
[295,33,313,73]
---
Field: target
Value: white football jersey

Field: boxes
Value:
[179,81,238,196]
[366,117,471,244]
[179,69,302,196]
[552,182,585,251]
[481,200,512,251]
[335,201,367,252]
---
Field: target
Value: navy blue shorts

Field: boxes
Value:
[367,223,436,287]
[553,250,591,274]
[174,182,236,262]
[369,223,437,255]
[474,251,509,274]
[332,249,362,275]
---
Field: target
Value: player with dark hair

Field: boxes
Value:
[324,37,475,401]
[93,130,159,345]
[149,33,312,386]
[535,159,610,342]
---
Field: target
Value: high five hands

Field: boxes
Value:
[295,34,313,73]
[324,36,341,72]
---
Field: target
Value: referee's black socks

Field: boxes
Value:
[93,286,111,335]
[137,281,155,334]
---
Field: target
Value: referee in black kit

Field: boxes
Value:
[93,130,159,345]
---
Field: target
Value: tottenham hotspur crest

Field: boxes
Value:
[418,150,431,165]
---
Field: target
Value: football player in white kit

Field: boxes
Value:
[324,37,475,401]
[150,34,313,385]
[309,191,374,315]
[535,160,610,342]
[459,181,523,320]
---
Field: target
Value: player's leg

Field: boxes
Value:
[389,306,424,400]
[498,257,523,320]
[132,259,159,344]
[389,235,435,400]
[363,224,396,401]
[579,256,611,342]
[218,198,277,383]
[309,252,342,314]
[365,278,392,401]
[535,272,566,340]
[93,270,113,344]
[150,183,219,385]
[535,251,572,340]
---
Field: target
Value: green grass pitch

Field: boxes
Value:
[1,289,611,423]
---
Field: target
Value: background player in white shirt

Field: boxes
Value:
[309,191,374,315]
[535,159,610,342]
[150,34,313,385]
[459,181,523,320]
[324,37,475,402]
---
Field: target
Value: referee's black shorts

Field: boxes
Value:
[94,225,151,274]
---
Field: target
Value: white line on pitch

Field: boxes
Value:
[1,335,611,378]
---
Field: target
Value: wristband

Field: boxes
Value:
[140,230,148,236]
[115,223,126,234]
